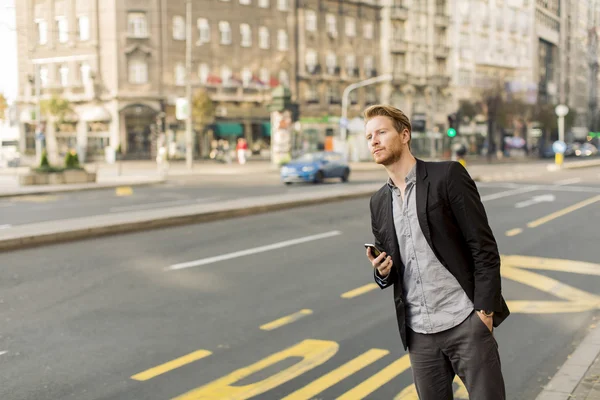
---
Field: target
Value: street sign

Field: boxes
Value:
[176,98,189,120]
[552,140,567,154]
[339,117,348,129]
[35,132,45,141]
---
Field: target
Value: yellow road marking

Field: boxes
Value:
[501,255,600,276]
[172,339,338,400]
[527,194,600,228]
[11,195,59,203]
[116,186,133,196]
[260,309,313,331]
[395,376,468,399]
[341,283,379,299]
[336,355,410,400]
[131,349,212,381]
[282,348,389,400]
[505,228,523,237]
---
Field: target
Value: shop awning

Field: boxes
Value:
[214,122,243,137]
[81,105,111,122]
[261,122,271,136]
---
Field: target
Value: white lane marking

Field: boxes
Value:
[480,186,539,202]
[0,224,12,229]
[0,203,14,208]
[477,181,600,194]
[515,194,555,208]
[555,177,582,186]
[166,230,342,271]
[0,351,7,356]
[109,197,219,213]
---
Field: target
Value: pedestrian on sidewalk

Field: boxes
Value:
[236,137,248,165]
[364,104,509,400]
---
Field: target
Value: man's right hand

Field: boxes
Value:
[366,248,393,277]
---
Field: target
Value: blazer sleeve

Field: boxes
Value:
[370,196,397,289]
[446,162,503,312]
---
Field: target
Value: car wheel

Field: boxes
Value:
[341,168,350,182]
[314,171,324,183]
[284,182,293,185]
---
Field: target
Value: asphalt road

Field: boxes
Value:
[1,170,600,400]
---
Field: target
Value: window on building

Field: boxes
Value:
[129,59,148,84]
[128,12,148,38]
[259,0,269,7]
[173,16,186,40]
[221,66,232,85]
[36,20,47,45]
[326,51,337,73]
[259,27,270,49]
[39,66,48,87]
[78,15,90,41]
[326,14,337,36]
[278,0,288,11]
[219,21,232,44]
[306,49,317,71]
[346,54,356,75]
[242,68,252,87]
[277,29,288,50]
[327,86,338,104]
[364,55,374,75]
[305,10,317,31]
[198,63,209,84]
[307,83,319,102]
[240,24,252,47]
[56,16,68,43]
[393,54,405,74]
[197,18,210,44]
[279,70,289,87]
[345,17,356,37]
[260,68,269,84]
[175,63,186,86]
[240,0,251,4]
[363,22,374,39]
[59,65,69,87]
[79,62,91,85]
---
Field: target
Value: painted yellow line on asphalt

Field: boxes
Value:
[116,186,133,196]
[527,194,600,228]
[260,309,313,331]
[281,348,389,400]
[131,349,212,381]
[172,339,339,400]
[341,283,378,299]
[336,355,410,400]
[505,228,523,237]
[501,255,600,276]
[395,376,468,399]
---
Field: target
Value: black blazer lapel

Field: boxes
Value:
[415,160,435,252]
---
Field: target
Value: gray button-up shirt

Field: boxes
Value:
[378,165,473,334]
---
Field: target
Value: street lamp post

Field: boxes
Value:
[555,104,569,143]
[340,74,393,143]
[185,0,193,170]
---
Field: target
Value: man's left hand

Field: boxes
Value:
[477,311,493,333]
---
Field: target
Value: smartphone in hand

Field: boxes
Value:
[364,243,382,258]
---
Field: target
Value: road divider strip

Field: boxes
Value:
[505,228,523,237]
[260,309,314,331]
[166,230,342,271]
[341,283,379,299]
[0,351,7,356]
[130,349,212,381]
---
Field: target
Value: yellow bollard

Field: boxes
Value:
[555,152,564,167]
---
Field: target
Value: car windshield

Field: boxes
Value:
[295,153,324,162]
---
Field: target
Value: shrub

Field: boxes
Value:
[64,150,81,169]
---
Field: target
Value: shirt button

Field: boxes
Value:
[416,280,421,284]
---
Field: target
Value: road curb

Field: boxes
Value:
[0,186,380,252]
[0,179,166,198]
[535,318,600,400]
[563,159,600,170]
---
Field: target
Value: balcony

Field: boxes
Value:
[393,71,408,82]
[390,42,407,53]
[434,14,450,27]
[435,45,450,58]
[390,6,408,20]
[209,86,270,103]
[428,75,451,87]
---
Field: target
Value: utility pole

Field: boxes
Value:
[185,0,193,169]
[34,64,42,165]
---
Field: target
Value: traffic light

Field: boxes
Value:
[447,113,458,138]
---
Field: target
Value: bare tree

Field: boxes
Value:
[192,89,215,157]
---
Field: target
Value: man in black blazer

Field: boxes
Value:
[364,104,509,399]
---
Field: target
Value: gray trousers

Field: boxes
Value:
[406,310,506,400]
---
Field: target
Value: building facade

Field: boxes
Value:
[16,0,295,161]
[379,0,452,158]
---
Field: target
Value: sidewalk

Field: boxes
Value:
[1,156,599,198]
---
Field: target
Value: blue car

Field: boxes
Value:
[280,152,351,184]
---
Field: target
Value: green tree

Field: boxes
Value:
[40,95,72,124]
[192,89,215,157]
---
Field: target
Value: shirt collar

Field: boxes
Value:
[386,164,417,190]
